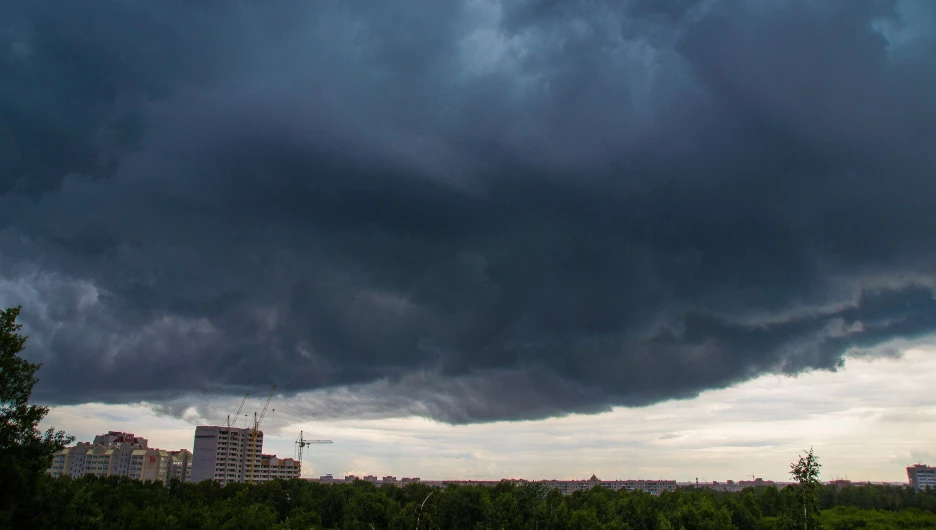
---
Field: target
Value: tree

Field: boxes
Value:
[790,447,822,530]
[0,306,74,526]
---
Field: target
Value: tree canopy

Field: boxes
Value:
[19,475,936,530]
[0,306,74,526]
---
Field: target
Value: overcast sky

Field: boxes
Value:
[3,0,936,480]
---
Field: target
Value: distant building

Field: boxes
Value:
[908,464,936,492]
[48,432,177,483]
[189,426,298,485]
[190,426,264,486]
[93,431,148,448]
[258,454,300,482]
[417,476,675,496]
[168,450,194,483]
[678,480,742,493]
[128,449,172,482]
[83,445,116,477]
[539,475,676,496]
[50,442,93,478]
[738,478,776,489]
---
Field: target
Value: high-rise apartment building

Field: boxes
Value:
[189,426,301,484]
[190,426,265,486]
[908,464,936,491]
[50,442,93,478]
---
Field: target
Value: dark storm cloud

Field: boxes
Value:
[1,0,935,423]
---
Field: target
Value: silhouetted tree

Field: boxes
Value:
[0,306,74,526]
[790,447,823,530]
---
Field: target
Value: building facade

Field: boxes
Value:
[48,431,180,483]
[50,442,93,478]
[128,449,172,482]
[257,454,301,481]
[908,464,936,491]
[169,450,194,483]
[190,426,264,485]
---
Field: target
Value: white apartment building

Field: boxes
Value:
[83,445,115,477]
[50,442,93,478]
[908,464,936,492]
[109,443,145,477]
[190,426,264,486]
[128,449,171,482]
[48,431,182,484]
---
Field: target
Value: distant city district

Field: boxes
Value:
[50,427,936,496]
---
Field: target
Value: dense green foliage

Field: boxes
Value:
[0,306,74,528]
[790,447,822,529]
[14,475,936,530]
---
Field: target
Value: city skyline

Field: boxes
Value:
[42,345,936,484]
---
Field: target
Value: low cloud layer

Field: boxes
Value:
[42,347,936,481]
[2,0,935,423]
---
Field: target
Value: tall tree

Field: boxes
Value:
[789,447,822,530]
[0,306,74,525]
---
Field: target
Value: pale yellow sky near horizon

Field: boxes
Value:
[42,346,936,484]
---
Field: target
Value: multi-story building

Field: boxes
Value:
[50,442,93,478]
[128,449,172,482]
[168,450,194,483]
[109,443,145,477]
[257,454,301,481]
[908,464,936,491]
[48,431,181,483]
[47,447,85,478]
[83,445,116,477]
[190,426,264,485]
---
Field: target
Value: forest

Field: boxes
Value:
[9,473,936,529]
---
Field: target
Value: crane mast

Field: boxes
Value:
[247,384,276,483]
[295,430,333,472]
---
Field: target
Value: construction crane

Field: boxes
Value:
[227,392,249,428]
[247,384,276,483]
[295,431,333,470]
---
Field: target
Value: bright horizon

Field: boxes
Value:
[42,345,936,484]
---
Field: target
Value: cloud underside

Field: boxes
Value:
[1,0,935,423]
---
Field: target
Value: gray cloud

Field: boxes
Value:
[1,0,935,423]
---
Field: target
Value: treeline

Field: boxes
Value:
[13,474,936,530]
